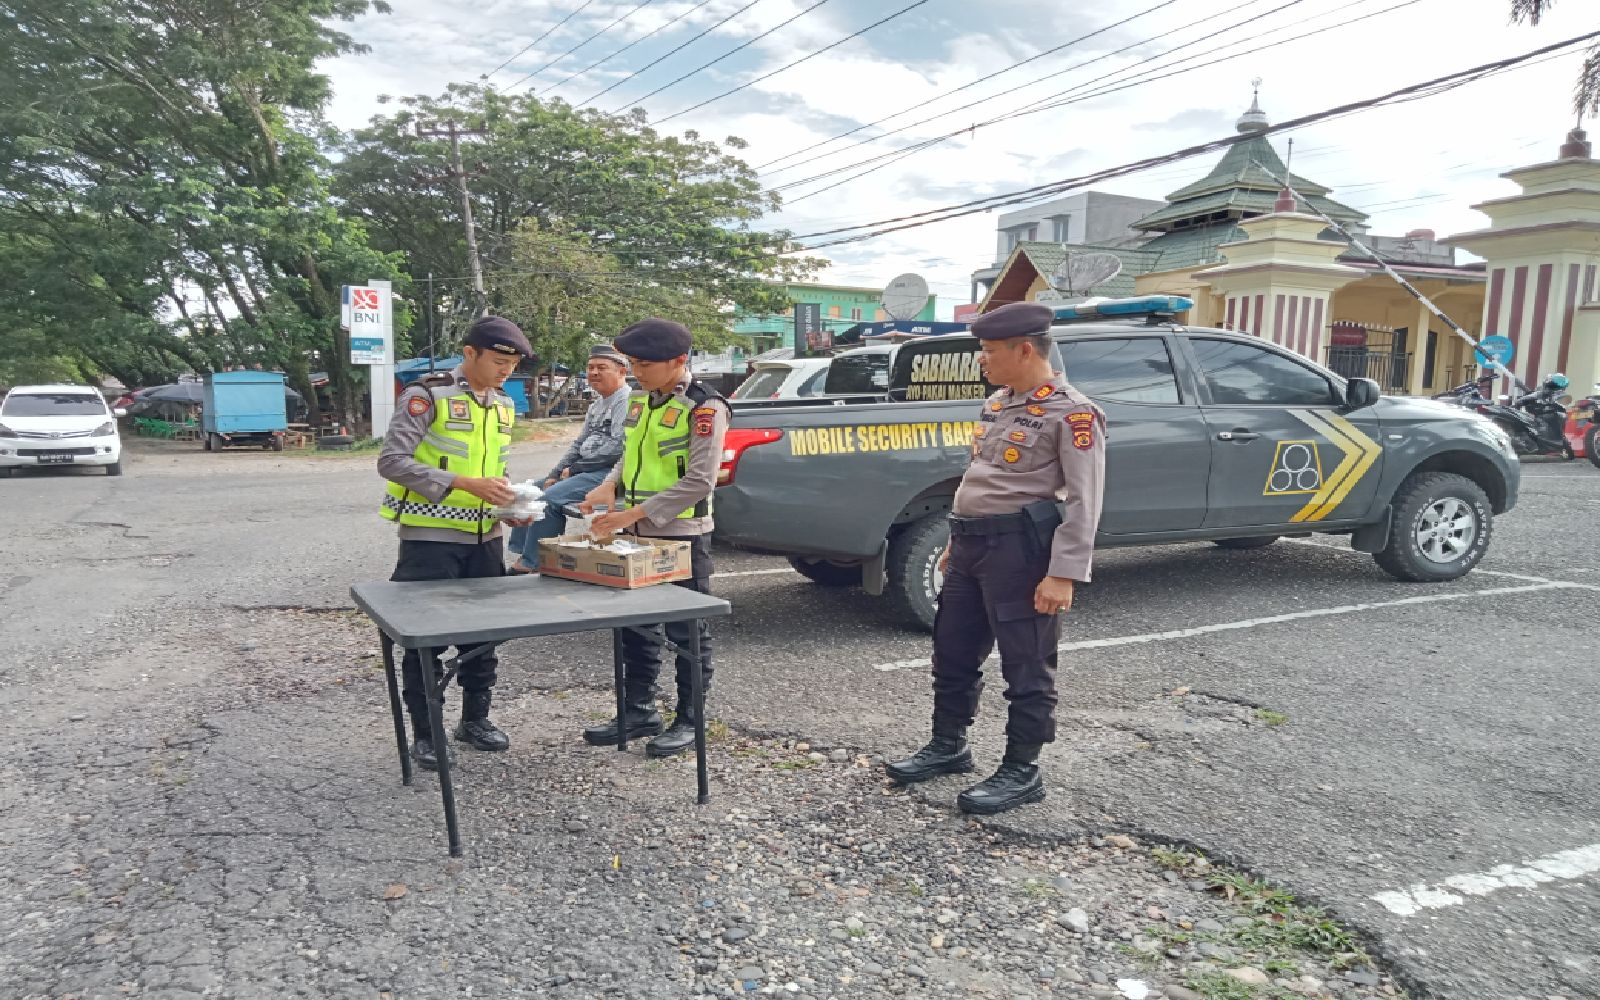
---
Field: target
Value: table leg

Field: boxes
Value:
[612,628,627,753]
[379,632,411,787]
[688,621,709,805]
[421,647,463,857]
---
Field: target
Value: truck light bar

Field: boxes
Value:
[1050,295,1194,322]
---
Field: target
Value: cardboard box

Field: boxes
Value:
[536,536,692,589]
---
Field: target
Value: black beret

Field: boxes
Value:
[971,301,1055,340]
[615,318,692,361]
[464,316,532,357]
[587,344,630,368]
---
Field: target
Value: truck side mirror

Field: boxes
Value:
[1343,378,1380,410]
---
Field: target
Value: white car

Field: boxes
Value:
[731,358,831,400]
[0,384,125,476]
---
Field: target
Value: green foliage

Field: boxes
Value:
[330,85,820,350]
[0,0,403,417]
[1509,1,1600,115]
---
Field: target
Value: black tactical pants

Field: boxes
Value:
[390,537,505,735]
[618,534,715,711]
[930,527,1061,744]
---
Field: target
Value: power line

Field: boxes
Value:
[505,1,658,93]
[777,0,1413,204]
[653,0,933,125]
[613,0,836,113]
[482,0,599,84]
[789,30,1600,250]
[753,0,1189,173]
[576,0,766,108]
[762,0,1296,183]
[539,0,719,97]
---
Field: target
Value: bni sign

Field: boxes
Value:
[342,284,390,365]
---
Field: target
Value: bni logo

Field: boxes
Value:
[352,289,380,311]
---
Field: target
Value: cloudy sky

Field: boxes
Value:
[320,0,1597,318]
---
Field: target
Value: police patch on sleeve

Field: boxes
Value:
[693,405,717,437]
[407,396,430,417]
[1066,410,1096,450]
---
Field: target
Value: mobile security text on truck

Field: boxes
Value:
[712,295,1522,629]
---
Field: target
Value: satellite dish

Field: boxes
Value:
[880,273,930,321]
[1051,252,1123,297]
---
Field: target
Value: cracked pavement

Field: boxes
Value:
[1,438,1596,999]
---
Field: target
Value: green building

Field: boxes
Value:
[732,282,938,353]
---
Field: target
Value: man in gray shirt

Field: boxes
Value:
[507,344,633,572]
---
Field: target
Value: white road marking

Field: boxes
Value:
[1371,843,1600,917]
[713,567,798,579]
[870,582,1577,671]
[1284,538,1600,591]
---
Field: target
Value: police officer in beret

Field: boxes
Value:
[885,301,1106,814]
[378,315,535,771]
[577,318,729,758]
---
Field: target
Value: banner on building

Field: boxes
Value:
[794,302,827,357]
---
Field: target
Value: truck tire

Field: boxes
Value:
[1586,423,1600,470]
[1374,471,1492,582]
[208,433,225,451]
[269,435,285,452]
[106,462,122,477]
[1214,536,1279,550]
[886,513,949,632]
[786,556,863,587]
[201,433,212,452]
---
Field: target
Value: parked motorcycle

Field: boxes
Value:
[1469,373,1574,459]
[1563,381,1600,469]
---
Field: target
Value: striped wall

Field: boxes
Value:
[1224,292,1327,361]
[1483,261,1600,385]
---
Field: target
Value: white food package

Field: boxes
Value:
[490,480,548,521]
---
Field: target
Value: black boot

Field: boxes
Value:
[582,691,663,746]
[410,732,454,772]
[646,696,702,759]
[957,743,1045,814]
[885,726,974,784]
[454,691,510,751]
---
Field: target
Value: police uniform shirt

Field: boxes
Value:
[952,374,1107,582]
[603,375,730,538]
[377,365,513,544]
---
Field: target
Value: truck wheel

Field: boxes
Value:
[201,433,212,452]
[1214,536,1279,550]
[886,513,949,632]
[1585,424,1600,470]
[209,433,225,451]
[786,556,863,587]
[269,435,285,452]
[106,462,122,477]
[1374,472,1492,582]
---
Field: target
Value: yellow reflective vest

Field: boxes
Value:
[380,377,514,535]
[619,384,716,521]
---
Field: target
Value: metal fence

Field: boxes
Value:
[1325,348,1412,393]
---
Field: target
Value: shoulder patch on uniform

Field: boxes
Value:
[1031,385,1056,401]
[989,400,1004,412]
[407,396,430,417]
[693,405,717,437]
[1066,410,1096,450]
[1027,403,1046,416]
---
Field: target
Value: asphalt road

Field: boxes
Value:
[1,437,1596,999]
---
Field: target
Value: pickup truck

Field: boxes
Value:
[713,295,1522,630]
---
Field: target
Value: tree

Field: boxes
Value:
[330,85,819,353]
[0,0,404,425]
[1512,0,1600,115]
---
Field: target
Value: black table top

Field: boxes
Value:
[350,575,730,648]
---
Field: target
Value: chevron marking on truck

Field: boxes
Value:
[1287,410,1382,523]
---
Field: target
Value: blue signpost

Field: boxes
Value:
[1474,334,1515,369]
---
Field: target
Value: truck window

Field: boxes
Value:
[798,368,829,396]
[1060,338,1181,405]
[1190,338,1337,406]
[733,370,789,399]
[826,353,890,394]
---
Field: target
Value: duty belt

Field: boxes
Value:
[947,511,1032,536]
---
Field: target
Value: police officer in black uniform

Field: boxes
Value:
[885,301,1107,814]
[377,316,534,771]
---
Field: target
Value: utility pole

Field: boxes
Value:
[416,121,489,317]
